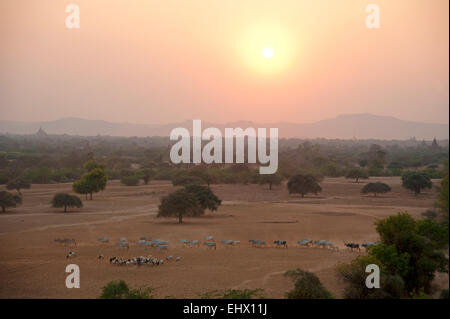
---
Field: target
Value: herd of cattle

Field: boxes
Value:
[56,236,379,257]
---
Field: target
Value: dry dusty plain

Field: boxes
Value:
[0,177,447,298]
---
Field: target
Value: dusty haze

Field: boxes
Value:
[0,0,448,125]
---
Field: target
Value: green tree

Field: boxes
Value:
[120,174,140,186]
[372,213,448,293]
[189,167,217,187]
[99,280,154,299]
[438,161,449,225]
[157,189,203,223]
[346,168,369,183]
[6,178,31,195]
[361,182,392,197]
[336,255,405,299]
[0,190,22,213]
[72,168,107,200]
[184,184,222,211]
[50,193,83,212]
[83,160,106,172]
[138,168,155,185]
[287,175,322,198]
[401,172,432,196]
[284,268,333,299]
[258,173,282,190]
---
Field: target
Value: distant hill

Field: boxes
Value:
[0,114,448,140]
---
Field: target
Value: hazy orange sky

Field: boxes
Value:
[0,0,448,124]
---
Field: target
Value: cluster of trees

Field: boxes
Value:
[1,134,448,188]
[338,212,448,298]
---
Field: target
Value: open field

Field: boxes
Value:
[0,177,446,298]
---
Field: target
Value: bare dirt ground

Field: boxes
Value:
[0,177,446,298]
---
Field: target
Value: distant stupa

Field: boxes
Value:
[35,127,48,138]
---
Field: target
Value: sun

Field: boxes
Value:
[237,22,296,74]
[262,47,274,59]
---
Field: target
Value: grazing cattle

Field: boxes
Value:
[189,240,200,248]
[179,240,190,247]
[66,251,76,258]
[297,239,313,247]
[250,240,266,248]
[273,240,288,248]
[204,242,217,250]
[117,241,130,249]
[344,243,361,252]
[221,240,234,248]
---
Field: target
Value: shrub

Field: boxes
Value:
[361,182,391,197]
[284,268,333,299]
[99,280,154,299]
[120,175,140,186]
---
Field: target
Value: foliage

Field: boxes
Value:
[120,174,140,186]
[336,255,405,299]
[373,213,448,293]
[438,161,449,225]
[83,160,106,172]
[184,184,222,211]
[50,193,82,212]
[361,182,391,197]
[73,167,107,200]
[138,168,155,185]
[284,268,334,299]
[0,190,22,213]
[401,172,432,196]
[157,189,203,223]
[287,174,322,198]
[346,168,369,183]
[99,280,154,299]
[6,178,31,195]
[258,173,283,190]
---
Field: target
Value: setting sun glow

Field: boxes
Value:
[237,22,297,75]
[262,47,274,59]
